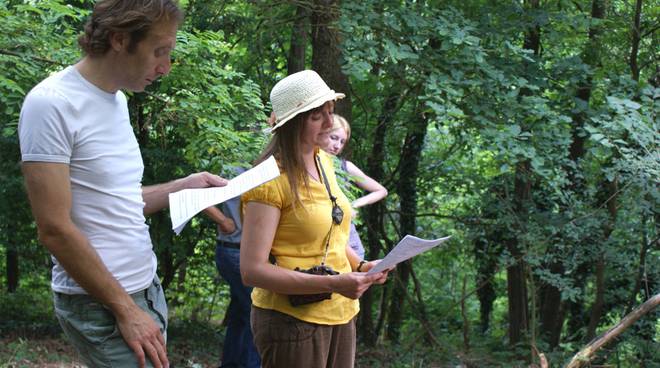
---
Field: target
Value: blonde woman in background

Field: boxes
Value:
[320,114,388,259]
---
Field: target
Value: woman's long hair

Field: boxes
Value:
[255,109,317,209]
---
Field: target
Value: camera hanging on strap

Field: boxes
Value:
[287,154,344,307]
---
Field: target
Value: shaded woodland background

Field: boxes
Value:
[0,0,658,366]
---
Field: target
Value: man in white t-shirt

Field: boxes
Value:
[18,1,226,367]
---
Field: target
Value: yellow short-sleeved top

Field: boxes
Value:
[241,149,358,325]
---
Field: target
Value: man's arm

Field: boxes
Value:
[22,162,169,368]
[142,172,227,216]
[203,206,236,234]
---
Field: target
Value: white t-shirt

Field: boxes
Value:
[19,66,156,295]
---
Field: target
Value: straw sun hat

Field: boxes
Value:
[269,70,345,132]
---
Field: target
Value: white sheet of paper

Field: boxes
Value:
[366,235,451,275]
[169,156,280,234]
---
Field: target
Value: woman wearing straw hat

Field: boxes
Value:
[240,70,389,367]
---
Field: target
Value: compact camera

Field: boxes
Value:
[288,264,339,306]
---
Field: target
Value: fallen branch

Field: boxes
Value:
[565,293,660,368]
[530,345,549,368]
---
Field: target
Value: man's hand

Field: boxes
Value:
[183,172,228,189]
[116,306,169,368]
[143,172,228,215]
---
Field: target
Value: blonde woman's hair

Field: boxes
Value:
[331,114,351,142]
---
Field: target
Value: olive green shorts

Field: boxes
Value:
[53,277,168,368]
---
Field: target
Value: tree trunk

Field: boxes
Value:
[160,247,175,290]
[506,254,529,345]
[572,0,607,160]
[585,257,606,340]
[566,263,590,342]
[386,111,429,343]
[461,276,470,351]
[310,0,352,121]
[359,92,397,346]
[629,0,643,81]
[410,265,435,344]
[6,247,18,293]
[288,3,309,74]
[539,0,608,347]
[503,0,540,346]
[579,0,609,341]
[474,235,497,332]
[539,262,563,346]
[626,228,656,314]
[586,178,618,340]
[150,212,175,291]
[506,161,531,345]
[622,0,647,317]
[570,0,606,165]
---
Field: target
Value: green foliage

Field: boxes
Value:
[0,277,59,334]
[338,0,657,365]
[0,0,84,295]
[159,29,267,171]
[0,0,84,135]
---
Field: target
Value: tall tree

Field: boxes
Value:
[311,0,352,121]
[504,0,543,346]
[387,105,430,343]
[359,92,398,346]
[569,0,608,342]
[288,3,309,74]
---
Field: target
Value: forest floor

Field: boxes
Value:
[0,321,418,368]
[0,320,223,368]
[1,287,657,367]
[0,292,452,368]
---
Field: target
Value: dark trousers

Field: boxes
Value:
[216,244,261,368]
[251,306,356,368]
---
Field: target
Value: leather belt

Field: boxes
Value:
[217,241,240,249]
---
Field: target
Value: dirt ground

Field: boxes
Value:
[0,337,84,368]
[0,333,221,368]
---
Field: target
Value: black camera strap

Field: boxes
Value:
[316,154,338,210]
[316,154,343,266]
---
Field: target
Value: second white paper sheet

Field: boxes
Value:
[366,235,451,275]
